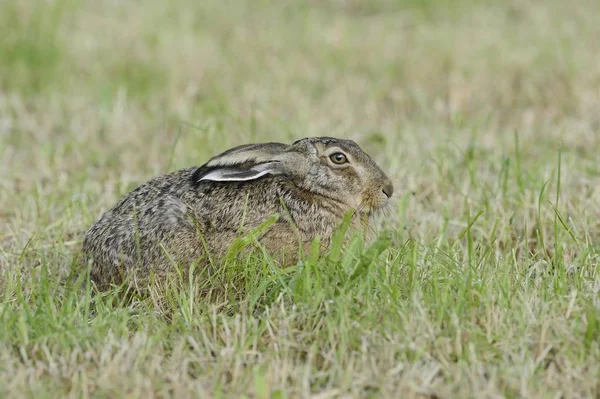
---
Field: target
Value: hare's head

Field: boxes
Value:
[193,137,393,215]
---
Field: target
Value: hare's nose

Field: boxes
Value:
[382,181,394,198]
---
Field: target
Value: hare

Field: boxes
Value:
[82,137,393,289]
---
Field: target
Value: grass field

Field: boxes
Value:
[1,0,600,397]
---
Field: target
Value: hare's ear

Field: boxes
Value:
[192,141,309,183]
[194,161,285,182]
[205,143,289,167]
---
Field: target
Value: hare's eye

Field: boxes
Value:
[329,152,348,165]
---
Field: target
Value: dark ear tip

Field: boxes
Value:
[191,165,210,183]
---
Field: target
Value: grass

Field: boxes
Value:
[1,0,600,397]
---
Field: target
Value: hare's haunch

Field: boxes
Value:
[82,137,394,288]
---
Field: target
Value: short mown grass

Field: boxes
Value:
[1,0,600,397]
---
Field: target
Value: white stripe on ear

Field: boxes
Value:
[198,162,282,182]
[199,168,273,182]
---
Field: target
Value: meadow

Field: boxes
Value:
[1,0,600,397]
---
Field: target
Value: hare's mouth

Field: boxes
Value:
[358,201,388,217]
[358,190,391,215]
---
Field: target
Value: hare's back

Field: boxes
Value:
[83,168,200,259]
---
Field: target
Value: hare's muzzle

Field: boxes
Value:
[382,181,394,199]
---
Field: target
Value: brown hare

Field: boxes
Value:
[82,137,393,289]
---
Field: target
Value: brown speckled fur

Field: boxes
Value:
[82,137,393,289]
